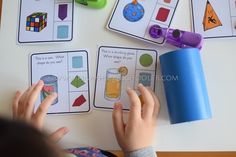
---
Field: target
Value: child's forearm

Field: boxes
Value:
[125,147,157,157]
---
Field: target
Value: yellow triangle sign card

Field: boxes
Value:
[203,0,222,31]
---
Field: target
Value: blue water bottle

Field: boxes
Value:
[160,48,212,124]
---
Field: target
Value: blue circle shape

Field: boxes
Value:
[123,2,145,22]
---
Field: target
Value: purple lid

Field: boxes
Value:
[149,25,162,39]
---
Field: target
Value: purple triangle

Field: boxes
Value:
[58,4,68,21]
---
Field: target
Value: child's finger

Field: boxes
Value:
[112,102,125,147]
[148,88,160,119]
[17,85,35,117]
[50,127,69,143]
[12,91,22,119]
[25,80,44,120]
[127,88,142,121]
[138,84,155,120]
[33,93,57,129]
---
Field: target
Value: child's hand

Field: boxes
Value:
[12,80,69,142]
[112,84,160,152]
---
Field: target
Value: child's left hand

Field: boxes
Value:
[12,80,69,142]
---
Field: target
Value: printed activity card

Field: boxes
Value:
[18,0,74,43]
[191,0,236,38]
[94,46,157,110]
[108,0,179,45]
[30,50,90,114]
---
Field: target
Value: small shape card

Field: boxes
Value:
[18,0,74,43]
[108,0,179,45]
[191,0,236,38]
[94,46,157,110]
[30,50,90,114]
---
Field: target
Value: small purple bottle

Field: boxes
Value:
[149,25,203,49]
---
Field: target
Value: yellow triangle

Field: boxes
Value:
[202,0,222,31]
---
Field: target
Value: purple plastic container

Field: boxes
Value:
[149,25,203,49]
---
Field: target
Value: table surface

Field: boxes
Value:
[0,0,236,151]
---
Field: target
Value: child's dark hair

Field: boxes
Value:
[0,118,63,157]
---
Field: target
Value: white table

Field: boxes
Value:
[0,0,236,151]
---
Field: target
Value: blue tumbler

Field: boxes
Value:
[160,48,212,124]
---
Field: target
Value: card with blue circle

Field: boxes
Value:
[108,0,179,45]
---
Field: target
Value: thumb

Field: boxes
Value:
[50,127,69,143]
[112,102,125,147]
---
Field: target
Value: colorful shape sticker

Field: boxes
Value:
[139,72,151,86]
[123,0,145,22]
[73,95,86,107]
[72,56,83,68]
[26,12,47,32]
[156,7,170,22]
[139,54,153,67]
[58,4,68,21]
[71,75,85,88]
[202,0,222,31]
[57,25,69,39]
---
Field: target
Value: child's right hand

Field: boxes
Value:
[112,84,160,153]
[12,80,69,142]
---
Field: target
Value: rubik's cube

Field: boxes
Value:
[26,12,47,32]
